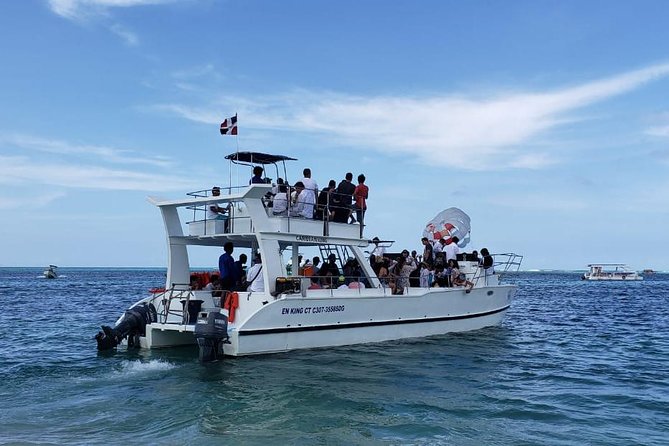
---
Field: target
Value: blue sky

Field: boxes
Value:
[1,0,668,270]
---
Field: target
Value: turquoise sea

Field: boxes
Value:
[0,268,667,445]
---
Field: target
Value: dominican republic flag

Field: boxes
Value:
[220,114,238,135]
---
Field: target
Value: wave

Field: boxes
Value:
[111,359,177,377]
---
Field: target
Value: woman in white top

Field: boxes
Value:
[272,184,288,216]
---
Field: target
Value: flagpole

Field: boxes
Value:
[235,113,239,189]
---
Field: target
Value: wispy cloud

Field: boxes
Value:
[47,0,180,45]
[0,133,174,167]
[109,23,139,46]
[0,155,196,192]
[0,190,67,210]
[153,63,669,170]
[0,134,201,201]
[47,0,178,20]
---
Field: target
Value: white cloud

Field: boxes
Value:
[47,0,177,20]
[486,193,589,212]
[646,125,669,137]
[0,133,173,167]
[0,155,196,192]
[47,0,179,45]
[110,23,139,46]
[154,63,669,170]
[0,191,67,210]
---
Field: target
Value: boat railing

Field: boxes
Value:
[468,252,523,287]
[279,273,478,296]
[185,190,254,235]
[148,284,198,325]
[493,253,524,273]
[185,184,366,238]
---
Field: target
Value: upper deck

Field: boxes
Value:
[149,184,367,248]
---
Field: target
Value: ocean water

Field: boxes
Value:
[0,268,668,445]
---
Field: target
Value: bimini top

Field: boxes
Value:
[225,151,297,165]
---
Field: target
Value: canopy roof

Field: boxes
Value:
[225,151,297,165]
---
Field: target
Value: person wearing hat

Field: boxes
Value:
[370,237,385,274]
[207,186,229,221]
[289,181,315,219]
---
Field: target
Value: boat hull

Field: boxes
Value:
[224,285,514,356]
[582,275,642,281]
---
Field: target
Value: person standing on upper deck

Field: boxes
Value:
[301,168,318,203]
[207,187,228,221]
[218,242,239,291]
[250,166,264,184]
[315,180,336,220]
[333,172,356,223]
[353,174,368,225]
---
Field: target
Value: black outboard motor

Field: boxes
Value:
[194,312,229,362]
[95,303,157,351]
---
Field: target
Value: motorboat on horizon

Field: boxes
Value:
[43,265,58,279]
[581,263,642,281]
[95,151,523,360]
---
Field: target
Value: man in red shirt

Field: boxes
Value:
[354,174,368,225]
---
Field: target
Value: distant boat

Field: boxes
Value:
[43,265,58,279]
[643,269,655,275]
[581,264,642,281]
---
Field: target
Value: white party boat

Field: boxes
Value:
[581,263,643,281]
[95,152,522,359]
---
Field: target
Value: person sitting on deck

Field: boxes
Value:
[308,278,322,289]
[318,254,340,287]
[190,274,202,290]
[204,274,219,291]
[431,265,449,288]
[449,259,474,292]
[289,181,315,219]
[272,183,289,216]
[250,166,264,184]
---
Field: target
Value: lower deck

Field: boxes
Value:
[138,284,515,355]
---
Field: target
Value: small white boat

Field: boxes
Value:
[43,265,58,279]
[582,264,642,281]
[95,151,523,360]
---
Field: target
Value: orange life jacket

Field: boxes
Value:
[223,291,239,323]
